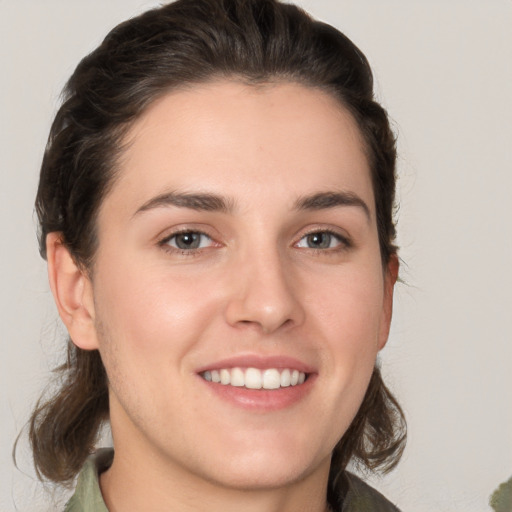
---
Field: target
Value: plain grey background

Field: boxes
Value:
[1,1,511,511]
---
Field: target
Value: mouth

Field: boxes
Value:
[201,367,307,390]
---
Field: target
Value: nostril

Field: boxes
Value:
[234,317,294,335]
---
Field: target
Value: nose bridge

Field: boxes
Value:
[224,240,304,334]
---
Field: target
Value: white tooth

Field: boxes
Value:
[298,372,306,384]
[290,370,299,386]
[220,369,231,385]
[245,368,262,389]
[263,369,281,389]
[211,370,221,383]
[280,369,291,387]
[203,371,212,382]
[231,367,245,387]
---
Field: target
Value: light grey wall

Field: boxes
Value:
[2,1,511,511]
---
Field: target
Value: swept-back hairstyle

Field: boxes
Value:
[30,0,406,491]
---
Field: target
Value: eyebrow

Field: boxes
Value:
[134,191,234,216]
[133,189,370,220]
[294,191,371,220]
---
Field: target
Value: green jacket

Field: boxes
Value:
[65,449,400,512]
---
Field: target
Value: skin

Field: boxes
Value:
[47,81,397,512]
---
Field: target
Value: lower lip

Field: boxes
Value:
[198,374,316,411]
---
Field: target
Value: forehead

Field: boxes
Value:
[107,80,373,217]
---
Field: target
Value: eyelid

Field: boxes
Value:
[166,232,213,248]
[294,226,353,250]
[156,223,218,243]
[157,226,221,255]
[155,224,352,256]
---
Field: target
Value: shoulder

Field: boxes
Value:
[340,471,401,512]
[64,449,112,512]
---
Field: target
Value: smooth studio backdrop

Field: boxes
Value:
[1,1,511,511]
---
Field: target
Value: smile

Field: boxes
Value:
[201,367,307,390]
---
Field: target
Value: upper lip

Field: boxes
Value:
[195,354,316,374]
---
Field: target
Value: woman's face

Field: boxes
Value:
[78,81,396,489]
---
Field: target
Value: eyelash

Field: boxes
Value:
[295,228,352,254]
[158,228,352,257]
[158,229,216,256]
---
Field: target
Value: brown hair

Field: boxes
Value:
[29,0,405,487]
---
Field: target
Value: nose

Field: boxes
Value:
[224,248,305,335]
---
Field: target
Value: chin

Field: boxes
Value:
[200,454,327,491]
[183,432,332,491]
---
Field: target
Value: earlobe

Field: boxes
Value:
[378,253,399,350]
[46,233,99,350]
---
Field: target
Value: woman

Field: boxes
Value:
[29,0,406,510]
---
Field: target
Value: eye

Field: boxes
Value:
[296,231,349,250]
[163,231,214,251]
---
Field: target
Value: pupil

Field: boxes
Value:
[308,233,330,249]
[176,232,199,249]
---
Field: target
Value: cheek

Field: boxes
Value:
[91,254,227,378]
[295,265,385,446]
[306,263,385,398]
[309,266,385,348]
[91,264,217,427]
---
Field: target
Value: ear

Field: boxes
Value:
[378,253,399,350]
[46,232,99,350]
